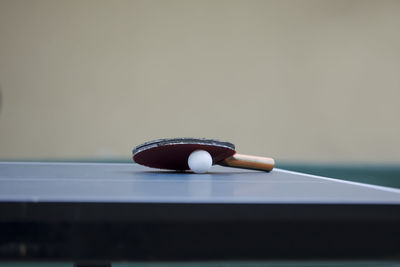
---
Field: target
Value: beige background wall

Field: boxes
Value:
[0,0,399,163]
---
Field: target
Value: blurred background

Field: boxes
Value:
[1,0,399,168]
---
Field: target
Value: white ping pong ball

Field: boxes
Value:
[188,150,212,174]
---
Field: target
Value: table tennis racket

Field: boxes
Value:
[132,138,274,172]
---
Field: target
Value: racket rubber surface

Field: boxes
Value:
[133,138,235,170]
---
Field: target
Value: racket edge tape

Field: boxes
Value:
[132,137,235,156]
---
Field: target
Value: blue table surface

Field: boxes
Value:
[0,162,399,204]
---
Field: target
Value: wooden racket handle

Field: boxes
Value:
[218,153,275,172]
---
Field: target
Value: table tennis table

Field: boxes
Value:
[0,162,399,266]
